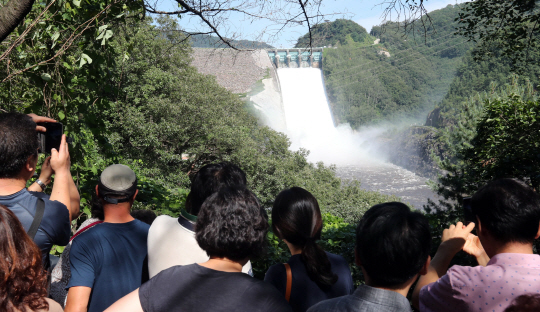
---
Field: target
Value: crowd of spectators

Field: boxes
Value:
[2,111,540,312]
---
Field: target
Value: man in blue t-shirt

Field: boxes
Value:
[65,164,150,312]
[0,113,80,268]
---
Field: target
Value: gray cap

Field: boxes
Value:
[100,164,137,192]
[98,164,137,204]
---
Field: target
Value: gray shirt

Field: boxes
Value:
[307,285,412,312]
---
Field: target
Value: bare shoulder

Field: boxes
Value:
[45,298,63,312]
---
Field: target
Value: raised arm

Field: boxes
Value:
[49,135,78,220]
[28,156,53,193]
[412,222,475,309]
[67,169,81,220]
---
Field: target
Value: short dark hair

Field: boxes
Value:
[356,202,431,288]
[195,186,268,261]
[188,162,247,216]
[471,178,540,244]
[131,209,157,225]
[0,113,38,178]
[505,294,540,312]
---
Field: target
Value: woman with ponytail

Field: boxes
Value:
[265,187,354,312]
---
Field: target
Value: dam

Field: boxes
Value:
[190,48,437,209]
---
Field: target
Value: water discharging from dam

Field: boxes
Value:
[276,67,437,209]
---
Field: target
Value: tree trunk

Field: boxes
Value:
[0,0,36,43]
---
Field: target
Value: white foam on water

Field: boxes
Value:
[275,67,438,209]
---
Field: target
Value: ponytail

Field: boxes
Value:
[301,239,338,287]
[272,187,338,287]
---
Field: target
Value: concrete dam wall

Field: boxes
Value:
[191,48,286,132]
[190,48,324,133]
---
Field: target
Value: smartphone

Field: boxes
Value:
[37,122,63,154]
[463,197,477,233]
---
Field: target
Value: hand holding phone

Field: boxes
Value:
[50,134,70,175]
[37,122,64,154]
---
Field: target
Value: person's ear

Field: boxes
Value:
[535,221,540,240]
[95,185,99,196]
[476,216,483,235]
[419,256,431,276]
[25,154,38,173]
[354,248,361,267]
[131,189,139,201]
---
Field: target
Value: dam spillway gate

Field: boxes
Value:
[267,48,323,69]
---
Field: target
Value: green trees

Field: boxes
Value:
[456,0,540,69]
[295,19,372,48]
[426,77,540,227]
[320,5,471,128]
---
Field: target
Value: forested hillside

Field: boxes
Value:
[295,19,374,48]
[190,34,274,49]
[429,43,540,128]
[319,5,472,128]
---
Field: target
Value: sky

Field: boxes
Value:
[152,0,466,48]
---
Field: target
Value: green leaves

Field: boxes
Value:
[79,53,92,68]
[96,25,113,45]
[456,0,540,71]
[40,73,52,81]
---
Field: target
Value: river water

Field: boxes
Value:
[276,67,438,210]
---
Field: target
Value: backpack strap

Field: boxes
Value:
[284,263,292,302]
[28,198,45,240]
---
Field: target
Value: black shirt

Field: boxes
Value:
[139,264,293,312]
[265,252,355,312]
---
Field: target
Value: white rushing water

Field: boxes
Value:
[276,67,437,209]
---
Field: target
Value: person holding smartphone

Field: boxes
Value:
[0,112,80,269]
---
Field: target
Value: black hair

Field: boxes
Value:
[356,202,431,288]
[131,209,157,225]
[471,178,540,244]
[195,186,268,262]
[90,193,104,221]
[272,187,337,287]
[188,162,247,216]
[505,294,540,312]
[0,113,38,178]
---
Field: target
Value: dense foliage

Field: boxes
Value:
[456,0,540,70]
[295,19,372,48]
[431,44,540,128]
[422,79,540,261]
[320,5,472,128]
[190,34,273,49]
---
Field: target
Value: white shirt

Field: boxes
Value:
[147,214,252,278]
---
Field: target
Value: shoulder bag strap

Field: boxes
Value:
[283,263,292,302]
[28,198,45,240]
[70,221,104,242]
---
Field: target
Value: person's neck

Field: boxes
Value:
[103,203,135,223]
[0,177,27,196]
[284,240,302,256]
[199,257,246,273]
[486,241,534,258]
[362,268,415,298]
